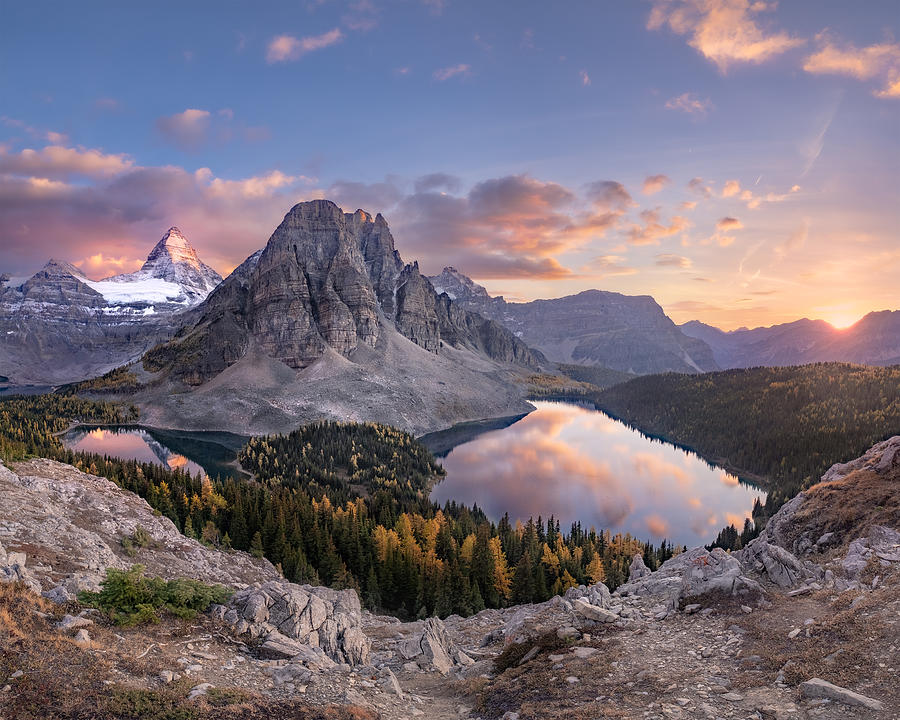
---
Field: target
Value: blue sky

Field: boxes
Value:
[2,0,899,328]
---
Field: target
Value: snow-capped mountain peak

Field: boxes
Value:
[103,226,223,305]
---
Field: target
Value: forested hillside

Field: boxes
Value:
[595,363,900,516]
[0,395,676,619]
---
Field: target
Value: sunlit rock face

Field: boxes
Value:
[0,229,222,385]
[148,200,543,385]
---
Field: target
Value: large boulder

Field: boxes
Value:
[225,580,370,665]
[628,553,651,582]
[397,616,472,675]
[617,547,763,607]
[841,525,900,583]
[738,539,818,589]
[0,539,41,594]
[565,581,612,609]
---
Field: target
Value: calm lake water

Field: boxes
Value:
[63,401,764,547]
[63,425,248,480]
[429,401,764,547]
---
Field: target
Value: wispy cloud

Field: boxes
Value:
[266,28,344,63]
[665,92,713,115]
[580,70,591,86]
[647,0,804,72]
[655,253,692,268]
[433,64,471,81]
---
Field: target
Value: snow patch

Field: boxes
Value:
[84,277,189,305]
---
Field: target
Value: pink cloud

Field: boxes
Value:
[266,29,344,63]
[433,64,471,81]
[642,174,670,195]
[0,144,134,179]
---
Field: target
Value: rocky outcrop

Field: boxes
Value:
[628,553,651,582]
[0,458,279,594]
[0,538,41,594]
[617,547,763,607]
[397,616,473,674]
[224,580,369,666]
[841,525,900,582]
[738,539,818,589]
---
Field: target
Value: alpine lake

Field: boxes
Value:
[64,400,764,547]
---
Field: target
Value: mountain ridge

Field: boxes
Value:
[427,266,719,375]
[0,228,222,385]
[681,312,900,368]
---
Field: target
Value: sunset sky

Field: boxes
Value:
[2,0,898,330]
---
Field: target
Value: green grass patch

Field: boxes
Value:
[78,565,231,627]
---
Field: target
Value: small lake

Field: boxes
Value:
[428,401,764,547]
[63,425,248,480]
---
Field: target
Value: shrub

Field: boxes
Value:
[78,565,231,626]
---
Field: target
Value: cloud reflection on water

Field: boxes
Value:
[431,401,763,546]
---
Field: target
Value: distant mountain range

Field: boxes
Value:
[681,313,900,368]
[0,228,221,385]
[428,267,718,374]
[4,203,900,433]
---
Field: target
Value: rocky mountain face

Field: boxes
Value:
[135,201,540,435]
[682,311,900,368]
[3,437,900,716]
[146,201,539,385]
[0,229,222,385]
[427,267,718,375]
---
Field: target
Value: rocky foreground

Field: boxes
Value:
[2,438,900,718]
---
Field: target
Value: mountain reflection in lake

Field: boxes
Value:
[430,401,764,547]
[63,426,247,480]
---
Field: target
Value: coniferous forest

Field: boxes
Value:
[0,395,674,619]
[594,363,900,535]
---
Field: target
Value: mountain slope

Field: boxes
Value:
[135,200,541,435]
[0,228,222,385]
[428,267,718,374]
[682,312,900,368]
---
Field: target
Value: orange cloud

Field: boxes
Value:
[804,34,900,98]
[645,514,670,538]
[648,0,804,72]
[625,209,690,245]
[74,252,144,279]
[722,179,741,197]
[205,169,309,199]
[716,216,743,231]
[642,174,671,195]
[266,29,344,63]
